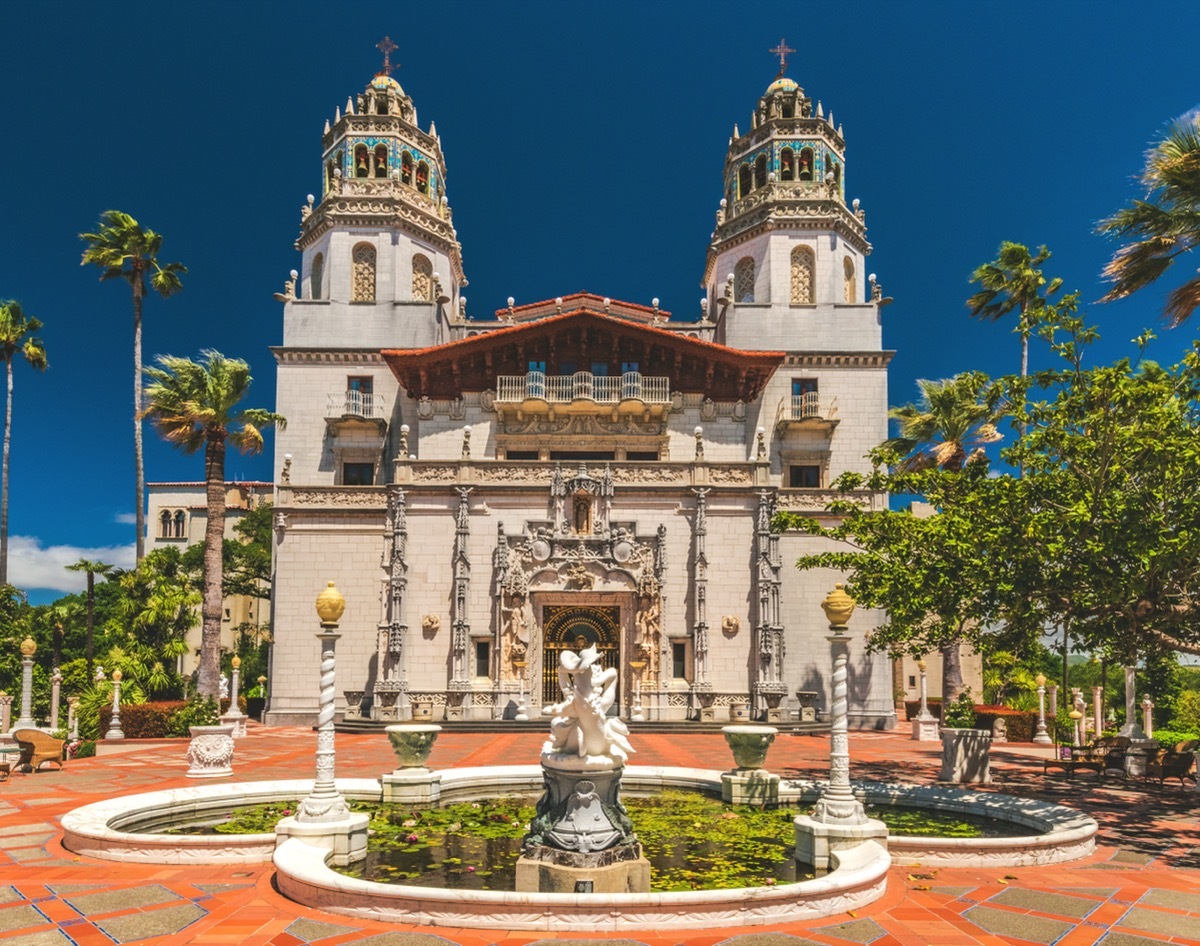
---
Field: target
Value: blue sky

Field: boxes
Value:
[1,1,1198,601]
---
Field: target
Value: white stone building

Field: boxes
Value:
[264,64,898,729]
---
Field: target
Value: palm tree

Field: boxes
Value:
[141,351,284,698]
[79,211,186,561]
[967,242,1063,378]
[0,301,48,585]
[884,373,1003,472]
[66,558,113,682]
[1098,111,1200,326]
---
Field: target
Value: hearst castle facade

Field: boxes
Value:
[263,61,898,730]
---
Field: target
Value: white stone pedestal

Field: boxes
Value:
[911,715,940,742]
[794,814,889,874]
[275,812,370,867]
[185,725,235,778]
[939,729,992,783]
[1126,738,1159,777]
[381,769,443,805]
[219,713,247,739]
[721,769,780,806]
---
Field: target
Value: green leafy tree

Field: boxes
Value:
[0,301,47,584]
[967,243,1063,378]
[141,351,284,698]
[1098,111,1200,326]
[66,558,112,682]
[884,373,1004,472]
[79,211,186,561]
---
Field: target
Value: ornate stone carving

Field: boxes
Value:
[185,725,235,779]
[290,489,387,507]
[421,614,441,633]
[722,615,740,635]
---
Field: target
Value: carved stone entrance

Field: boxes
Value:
[540,604,620,706]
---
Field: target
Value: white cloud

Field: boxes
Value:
[8,535,137,595]
[113,512,137,525]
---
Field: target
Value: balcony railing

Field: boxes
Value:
[776,393,838,426]
[495,371,671,406]
[326,390,386,419]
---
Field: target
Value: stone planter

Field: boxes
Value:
[939,728,991,783]
[185,724,235,779]
[729,701,751,722]
[722,725,777,770]
[385,723,441,770]
[343,690,364,719]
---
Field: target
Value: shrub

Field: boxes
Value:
[942,690,978,729]
[98,701,186,739]
[219,696,248,715]
[1169,690,1200,732]
[905,699,942,721]
[167,696,220,736]
[1151,727,1200,749]
[974,708,1038,742]
[74,740,96,759]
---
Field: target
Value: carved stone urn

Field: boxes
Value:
[385,723,441,770]
[722,725,778,770]
[820,583,856,629]
[186,724,235,778]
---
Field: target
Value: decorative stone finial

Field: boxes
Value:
[315,581,346,626]
[231,656,241,670]
[20,637,35,657]
[820,583,855,629]
[1036,673,1046,686]
[112,669,122,682]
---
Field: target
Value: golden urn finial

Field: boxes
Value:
[315,581,346,625]
[231,656,241,670]
[20,637,36,657]
[820,583,856,629]
[112,669,122,682]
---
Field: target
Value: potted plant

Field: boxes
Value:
[938,689,991,783]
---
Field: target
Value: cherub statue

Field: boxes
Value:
[543,645,633,764]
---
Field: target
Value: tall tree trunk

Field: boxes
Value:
[197,433,226,698]
[941,640,964,703]
[0,356,11,585]
[133,280,145,562]
[85,571,95,682]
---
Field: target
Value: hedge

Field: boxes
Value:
[98,701,186,739]
[904,699,1039,742]
[904,699,942,720]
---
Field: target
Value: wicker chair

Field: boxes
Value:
[11,728,66,772]
[1145,739,1198,787]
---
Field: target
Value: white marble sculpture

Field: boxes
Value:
[542,645,633,766]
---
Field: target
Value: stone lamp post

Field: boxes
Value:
[911,657,939,742]
[1069,709,1084,748]
[15,637,37,729]
[220,656,247,738]
[1141,695,1155,738]
[105,671,125,740]
[513,658,529,721]
[795,583,887,873]
[276,581,369,866]
[629,659,647,722]
[1034,674,1052,744]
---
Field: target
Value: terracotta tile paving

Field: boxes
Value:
[1,725,1198,945]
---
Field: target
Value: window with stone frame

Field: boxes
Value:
[790,245,815,304]
[734,257,756,303]
[843,256,856,303]
[788,464,822,489]
[159,510,172,538]
[351,243,376,302]
[342,462,374,486]
[412,253,433,301]
[310,252,324,300]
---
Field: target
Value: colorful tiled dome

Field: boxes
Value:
[371,75,404,95]
[766,77,799,94]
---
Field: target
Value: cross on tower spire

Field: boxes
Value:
[769,38,795,78]
[376,36,399,76]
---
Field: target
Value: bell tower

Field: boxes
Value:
[287,37,467,352]
[702,49,880,355]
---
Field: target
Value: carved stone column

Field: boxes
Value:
[16,638,37,730]
[751,491,786,719]
[0,692,12,734]
[49,668,62,732]
[377,488,410,719]
[449,487,473,699]
[691,488,710,689]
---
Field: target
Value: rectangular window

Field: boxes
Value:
[474,640,490,678]
[528,361,546,373]
[792,378,818,396]
[672,641,688,680]
[789,465,821,488]
[348,375,374,394]
[550,450,616,461]
[590,362,609,376]
[342,462,374,485]
[626,451,658,461]
[505,450,540,460]
[908,675,916,688]
[558,360,577,376]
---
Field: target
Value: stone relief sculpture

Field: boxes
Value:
[542,645,633,765]
[635,591,662,678]
[722,615,740,635]
[421,614,441,633]
[502,592,531,678]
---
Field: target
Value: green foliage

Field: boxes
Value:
[166,696,219,736]
[75,680,146,741]
[73,740,96,759]
[1152,727,1199,748]
[942,690,979,729]
[967,242,1064,376]
[974,709,1038,742]
[1169,690,1200,732]
[98,701,185,739]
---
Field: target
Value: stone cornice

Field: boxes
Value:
[727,118,845,166]
[782,351,895,368]
[323,115,445,169]
[271,348,389,366]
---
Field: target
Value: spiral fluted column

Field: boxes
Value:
[298,583,351,823]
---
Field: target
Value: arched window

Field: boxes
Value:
[173,510,186,539]
[799,147,815,182]
[159,510,171,538]
[780,148,795,182]
[790,246,815,304]
[843,257,857,303]
[782,102,794,119]
[326,160,336,192]
[734,257,755,303]
[401,151,413,185]
[754,154,767,189]
[830,161,841,194]
[374,144,388,178]
[412,254,433,302]
[416,161,429,194]
[738,164,751,199]
[310,253,324,300]
[354,145,369,178]
[376,95,388,116]
[352,243,377,302]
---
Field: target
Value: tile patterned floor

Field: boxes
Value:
[1,726,1198,945]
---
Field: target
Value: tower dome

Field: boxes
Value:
[766,76,799,95]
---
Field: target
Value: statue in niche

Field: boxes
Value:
[573,495,592,534]
[502,592,531,679]
[635,592,662,678]
[542,644,633,764]
[565,562,594,590]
